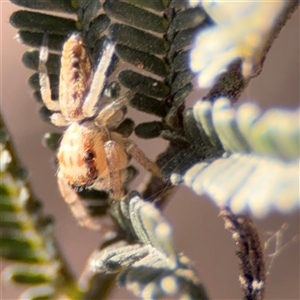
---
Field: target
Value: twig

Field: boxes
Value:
[220,208,265,300]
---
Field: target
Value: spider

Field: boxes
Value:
[39,32,162,204]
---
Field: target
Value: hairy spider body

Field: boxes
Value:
[57,121,128,190]
[39,32,161,207]
[59,34,93,121]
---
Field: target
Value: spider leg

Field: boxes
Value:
[50,112,71,127]
[125,142,162,178]
[104,140,125,200]
[39,32,60,112]
[83,42,116,118]
[57,171,113,231]
[95,91,134,127]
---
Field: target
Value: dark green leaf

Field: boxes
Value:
[10,11,78,35]
[130,94,167,117]
[104,0,168,33]
[119,70,170,98]
[116,45,169,77]
[17,31,65,52]
[11,0,77,14]
[135,122,164,139]
[109,24,170,55]
[22,51,60,74]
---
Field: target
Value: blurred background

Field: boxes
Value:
[1,2,299,299]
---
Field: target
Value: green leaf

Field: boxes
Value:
[0,114,81,299]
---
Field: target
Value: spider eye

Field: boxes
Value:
[71,185,85,192]
[84,151,95,162]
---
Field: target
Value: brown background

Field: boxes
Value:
[1,2,299,299]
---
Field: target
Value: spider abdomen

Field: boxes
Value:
[59,34,93,121]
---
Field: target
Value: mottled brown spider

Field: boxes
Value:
[39,32,161,209]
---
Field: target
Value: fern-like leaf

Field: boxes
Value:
[0,113,82,299]
[89,193,209,300]
[180,98,299,217]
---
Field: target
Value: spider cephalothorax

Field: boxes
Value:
[39,32,161,205]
